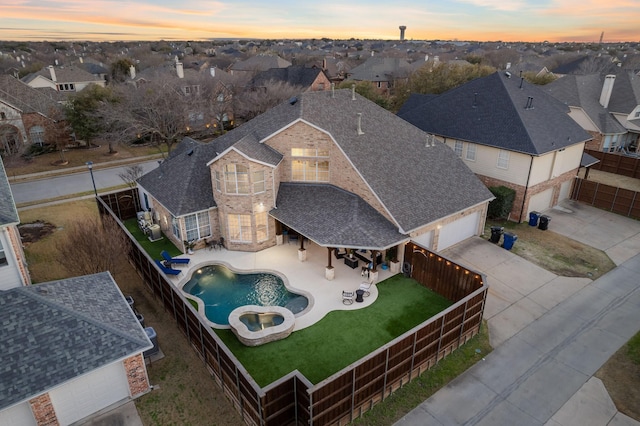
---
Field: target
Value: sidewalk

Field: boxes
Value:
[395,201,640,426]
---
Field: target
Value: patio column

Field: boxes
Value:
[325,247,335,280]
[369,249,379,283]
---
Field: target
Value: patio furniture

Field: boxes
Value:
[334,248,346,259]
[205,238,216,251]
[359,282,372,297]
[288,233,298,244]
[355,289,365,303]
[344,256,358,269]
[217,237,225,250]
[155,259,181,276]
[342,290,355,305]
[161,250,190,266]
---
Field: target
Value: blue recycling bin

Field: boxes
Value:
[503,232,518,250]
[528,211,540,227]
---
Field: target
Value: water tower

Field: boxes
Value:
[399,26,407,41]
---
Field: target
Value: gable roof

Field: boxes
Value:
[23,65,104,85]
[0,74,61,116]
[399,71,592,155]
[0,158,19,226]
[249,66,327,89]
[139,89,492,235]
[0,272,151,411]
[544,74,628,134]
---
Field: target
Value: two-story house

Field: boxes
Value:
[248,65,332,93]
[399,71,592,222]
[544,71,640,153]
[137,89,494,260]
[22,65,106,93]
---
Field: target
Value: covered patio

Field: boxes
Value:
[171,239,398,330]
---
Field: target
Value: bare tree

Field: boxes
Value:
[118,164,144,188]
[55,215,129,280]
[235,80,302,121]
[98,77,193,154]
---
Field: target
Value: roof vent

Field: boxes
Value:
[331,82,335,98]
[187,148,194,156]
[505,71,511,78]
[351,84,356,101]
[357,113,364,135]
[525,96,534,110]
[289,96,298,105]
[472,92,478,108]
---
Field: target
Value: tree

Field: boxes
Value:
[235,80,302,121]
[97,78,193,154]
[391,63,495,112]
[110,58,135,83]
[64,84,114,151]
[118,164,144,188]
[55,215,130,280]
[337,80,391,109]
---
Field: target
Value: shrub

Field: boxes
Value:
[487,186,516,219]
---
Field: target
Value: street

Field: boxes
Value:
[10,160,160,205]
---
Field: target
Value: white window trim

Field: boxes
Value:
[228,214,252,243]
[497,150,510,169]
[454,141,463,158]
[184,211,211,242]
[465,143,476,161]
[224,163,250,195]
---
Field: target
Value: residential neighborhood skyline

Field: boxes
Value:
[1,0,639,43]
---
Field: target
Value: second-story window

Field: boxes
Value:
[253,170,265,193]
[497,150,510,169]
[465,143,476,161]
[291,148,329,182]
[454,141,463,157]
[224,164,250,194]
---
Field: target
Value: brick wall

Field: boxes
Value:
[7,224,31,285]
[477,168,577,222]
[585,131,604,151]
[124,354,150,398]
[29,393,59,426]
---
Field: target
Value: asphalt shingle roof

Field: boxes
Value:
[0,272,151,411]
[0,74,61,116]
[399,71,592,155]
[0,158,19,226]
[271,183,407,249]
[249,66,326,89]
[544,74,627,134]
[139,89,493,239]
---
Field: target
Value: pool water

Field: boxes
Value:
[182,264,308,326]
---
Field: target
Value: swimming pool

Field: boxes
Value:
[182,264,309,326]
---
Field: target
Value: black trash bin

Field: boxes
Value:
[490,226,504,243]
[538,215,551,230]
[528,211,540,227]
[144,327,159,357]
[503,232,518,250]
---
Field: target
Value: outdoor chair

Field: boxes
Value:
[342,290,355,305]
[289,233,299,244]
[217,237,225,250]
[205,238,216,251]
[161,250,190,266]
[359,282,372,297]
[155,259,181,276]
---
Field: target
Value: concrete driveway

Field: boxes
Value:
[395,200,640,426]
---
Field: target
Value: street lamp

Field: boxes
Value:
[86,161,97,197]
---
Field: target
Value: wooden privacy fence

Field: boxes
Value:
[585,149,640,179]
[572,178,640,220]
[97,191,488,426]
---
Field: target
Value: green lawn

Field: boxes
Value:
[123,218,183,260]
[215,275,452,386]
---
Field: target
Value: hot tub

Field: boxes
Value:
[228,305,295,346]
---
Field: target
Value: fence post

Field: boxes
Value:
[612,187,619,211]
[591,182,599,205]
[629,192,638,217]
[457,300,469,348]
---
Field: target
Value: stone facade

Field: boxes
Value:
[124,354,150,397]
[29,393,58,426]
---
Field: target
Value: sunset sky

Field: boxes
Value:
[1,0,639,43]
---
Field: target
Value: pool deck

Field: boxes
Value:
[168,240,395,330]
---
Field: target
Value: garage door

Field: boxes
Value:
[49,362,130,425]
[0,401,36,426]
[437,212,480,250]
[528,187,554,215]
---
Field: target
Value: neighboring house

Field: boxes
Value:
[399,71,592,222]
[544,71,640,152]
[228,54,292,80]
[22,65,106,93]
[0,75,68,153]
[347,57,412,91]
[137,89,493,258]
[248,65,332,92]
[0,272,153,425]
[0,157,30,289]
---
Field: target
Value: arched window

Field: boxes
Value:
[224,163,250,194]
[30,126,45,146]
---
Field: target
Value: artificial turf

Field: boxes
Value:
[123,218,183,260]
[215,274,452,386]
